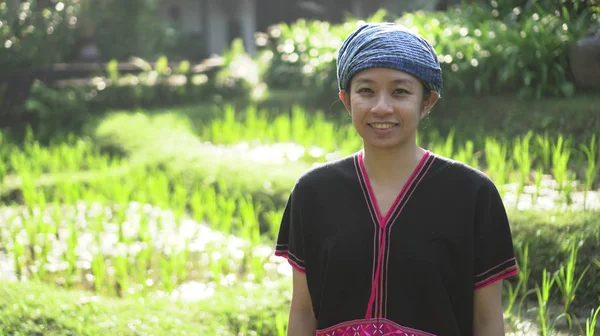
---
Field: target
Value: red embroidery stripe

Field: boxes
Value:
[475,266,518,289]
[274,249,305,263]
[354,152,380,317]
[475,257,516,277]
[274,250,306,273]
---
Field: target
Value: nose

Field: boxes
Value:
[370,94,393,116]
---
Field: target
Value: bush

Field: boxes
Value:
[0,0,81,120]
[78,0,170,61]
[0,0,80,68]
[258,2,598,100]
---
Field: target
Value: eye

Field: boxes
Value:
[357,87,374,94]
[393,88,410,95]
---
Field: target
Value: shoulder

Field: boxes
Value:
[293,153,357,192]
[430,153,498,193]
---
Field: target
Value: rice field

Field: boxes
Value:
[0,105,599,335]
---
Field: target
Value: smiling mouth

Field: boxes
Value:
[368,122,398,129]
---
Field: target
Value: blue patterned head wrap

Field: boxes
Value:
[337,22,443,97]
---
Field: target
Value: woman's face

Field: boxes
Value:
[339,67,438,152]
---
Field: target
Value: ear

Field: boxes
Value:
[420,91,440,119]
[339,90,351,115]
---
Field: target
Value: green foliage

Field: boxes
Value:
[509,210,600,309]
[78,0,169,61]
[214,38,265,102]
[258,3,598,99]
[0,0,80,68]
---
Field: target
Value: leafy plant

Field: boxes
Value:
[581,135,599,210]
[554,241,590,314]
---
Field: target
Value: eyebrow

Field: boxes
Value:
[353,78,416,86]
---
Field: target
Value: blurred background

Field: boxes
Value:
[0,0,599,335]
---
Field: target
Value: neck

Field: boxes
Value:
[362,143,426,184]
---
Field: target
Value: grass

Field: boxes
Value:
[0,278,289,336]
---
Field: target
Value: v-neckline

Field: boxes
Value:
[357,150,430,228]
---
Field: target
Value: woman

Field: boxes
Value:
[274,22,517,336]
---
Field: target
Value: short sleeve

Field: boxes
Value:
[274,182,307,274]
[473,180,518,290]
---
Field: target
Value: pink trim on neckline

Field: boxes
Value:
[357,150,430,228]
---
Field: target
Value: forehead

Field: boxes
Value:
[351,67,420,85]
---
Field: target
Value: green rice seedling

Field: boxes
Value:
[173,248,189,284]
[564,172,576,206]
[91,251,107,294]
[114,254,130,297]
[238,195,261,243]
[208,251,228,283]
[217,194,236,235]
[535,269,557,336]
[160,253,175,293]
[555,241,589,314]
[513,132,534,208]
[20,176,37,212]
[10,226,25,280]
[536,133,552,172]
[147,170,170,209]
[581,135,599,210]
[35,216,52,281]
[551,135,572,196]
[584,305,600,336]
[246,245,266,282]
[425,130,453,159]
[65,222,78,287]
[340,125,363,156]
[311,112,337,154]
[214,104,240,144]
[134,244,153,293]
[516,243,531,297]
[24,214,39,262]
[273,113,292,144]
[239,105,256,140]
[190,189,205,223]
[442,129,455,159]
[275,310,287,336]
[171,179,188,226]
[455,140,478,169]
[503,279,522,316]
[533,166,544,206]
[484,138,512,188]
[204,187,220,228]
[291,106,308,146]
[265,210,284,241]
[254,108,272,142]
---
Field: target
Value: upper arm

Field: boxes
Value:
[473,280,504,336]
[473,179,518,290]
[291,269,314,313]
[288,269,317,335]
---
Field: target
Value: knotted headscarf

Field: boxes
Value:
[336,22,443,97]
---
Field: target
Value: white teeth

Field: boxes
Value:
[370,123,396,129]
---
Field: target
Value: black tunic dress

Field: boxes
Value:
[275,150,517,336]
